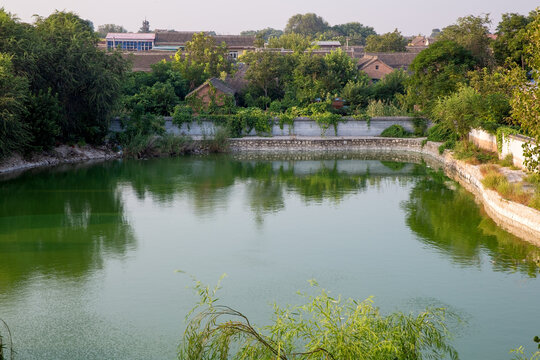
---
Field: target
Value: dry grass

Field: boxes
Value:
[480,165,534,207]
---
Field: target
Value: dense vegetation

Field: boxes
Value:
[1,8,540,171]
[0,9,129,158]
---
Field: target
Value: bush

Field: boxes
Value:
[380,124,411,138]
[25,88,62,150]
[365,99,408,117]
[453,141,497,164]
[179,279,459,360]
[205,126,230,153]
[172,104,194,129]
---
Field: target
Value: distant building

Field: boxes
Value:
[408,36,434,47]
[358,52,419,80]
[185,78,237,109]
[312,40,342,50]
[106,31,257,71]
[106,33,155,51]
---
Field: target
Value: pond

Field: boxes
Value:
[0,153,539,359]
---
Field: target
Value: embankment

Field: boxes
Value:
[226,136,540,246]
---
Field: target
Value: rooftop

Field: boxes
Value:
[106,33,156,41]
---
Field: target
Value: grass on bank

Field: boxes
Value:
[480,165,540,210]
[121,128,230,159]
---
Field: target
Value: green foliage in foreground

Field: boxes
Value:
[179,279,459,360]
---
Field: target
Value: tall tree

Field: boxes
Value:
[241,51,292,98]
[405,40,477,111]
[97,24,127,37]
[506,10,540,171]
[0,53,30,157]
[33,11,130,143]
[439,15,493,67]
[173,32,232,90]
[267,33,312,52]
[365,30,407,52]
[492,12,534,68]
[285,13,329,37]
[331,22,376,45]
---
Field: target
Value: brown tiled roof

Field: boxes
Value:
[155,31,198,45]
[124,52,174,72]
[363,52,418,69]
[213,35,255,48]
[225,63,248,92]
[154,32,255,48]
[186,78,236,98]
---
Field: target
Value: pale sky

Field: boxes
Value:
[2,0,538,35]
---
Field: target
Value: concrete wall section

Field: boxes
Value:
[500,134,534,169]
[469,128,497,153]
[468,129,537,171]
[110,117,418,137]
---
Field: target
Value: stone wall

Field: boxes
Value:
[110,117,419,137]
[228,136,425,152]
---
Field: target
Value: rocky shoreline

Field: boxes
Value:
[0,145,120,175]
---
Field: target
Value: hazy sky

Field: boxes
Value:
[2,0,538,35]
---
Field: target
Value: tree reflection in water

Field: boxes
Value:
[402,167,540,277]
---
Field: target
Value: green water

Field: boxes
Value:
[0,153,539,359]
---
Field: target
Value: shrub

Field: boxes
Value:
[172,104,194,129]
[205,126,230,153]
[179,279,459,360]
[365,99,408,117]
[380,124,411,138]
[453,141,497,164]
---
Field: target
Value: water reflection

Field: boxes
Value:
[402,167,540,276]
[0,162,135,295]
[1,152,538,299]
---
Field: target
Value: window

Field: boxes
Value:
[375,65,379,70]
[228,51,238,60]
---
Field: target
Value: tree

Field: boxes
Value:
[322,48,361,93]
[97,23,127,38]
[139,19,150,33]
[284,13,329,36]
[241,28,283,41]
[432,85,484,139]
[0,53,30,157]
[241,51,291,98]
[439,15,493,67]
[33,11,130,143]
[405,40,477,111]
[330,22,376,45]
[431,29,441,38]
[267,33,312,52]
[492,12,534,68]
[174,32,232,90]
[365,29,407,52]
[506,10,540,171]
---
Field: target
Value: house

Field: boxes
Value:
[408,35,434,47]
[358,52,419,80]
[357,56,395,80]
[185,78,236,110]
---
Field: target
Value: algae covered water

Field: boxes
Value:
[0,153,539,359]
